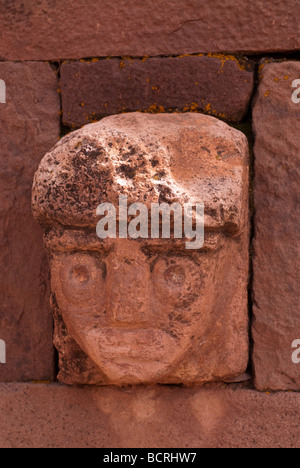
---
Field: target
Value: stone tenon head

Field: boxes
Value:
[32,113,249,386]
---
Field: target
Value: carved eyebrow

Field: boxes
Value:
[50,245,113,256]
[45,230,224,254]
[45,234,114,254]
[141,233,224,253]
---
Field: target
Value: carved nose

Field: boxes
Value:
[106,260,150,325]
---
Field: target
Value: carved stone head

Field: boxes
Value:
[32,113,249,386]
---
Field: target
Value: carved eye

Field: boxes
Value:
[69,265,90,285]
[164,265,186,287]
[51,252,106,308]
[152,256,201,305]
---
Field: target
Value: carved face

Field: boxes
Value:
[50,235,224,384]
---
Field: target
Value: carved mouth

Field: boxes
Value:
[87,327,176,362]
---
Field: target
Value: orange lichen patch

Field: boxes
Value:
[190,102,199,111]
[284,75,290,80]
[86,111,102,123]
[258,59,274,80]
[258,63,265,80]
[119,57,136,68]
[182,102,199,112]
[80,58,99,64]
[177,53,204,59]
[274,77,279,82]
[264,91,270,98]
[207,53,248,72]
[81,100,231,123]
[141,104,166,113]
[57,88,61,94]
[80,102,85,107]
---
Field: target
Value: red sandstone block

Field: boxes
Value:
[0,0,299,60]
[60,56,254,128]
[0,383,298,448]
[0,62,60,381]
[252,61,300,391]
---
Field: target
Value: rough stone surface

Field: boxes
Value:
[252,61,300,391]
[0,0,299,60]
[32,113,249,386]
[0,383,299,448]
[0,62,60,381]
[60,56,254,128]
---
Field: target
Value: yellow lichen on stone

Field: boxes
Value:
[177,53,204,59]
[207,53,247,72]
[144,104,166,113]
[258,59,274,80]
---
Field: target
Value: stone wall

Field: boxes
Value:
[0,0,299,448]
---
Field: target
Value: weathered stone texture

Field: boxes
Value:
[0,62,60,381]
[0,383,299,448]
[32,113,249,386]
[252,61,300,390]
[60,56,254,128]
[0,0,299,60]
